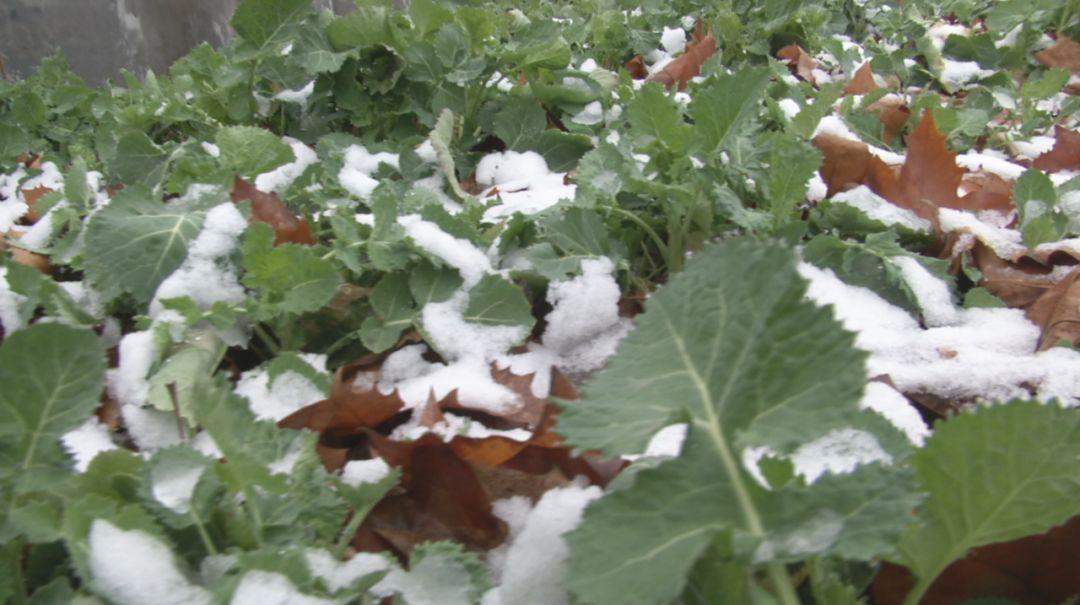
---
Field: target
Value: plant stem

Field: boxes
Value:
[766,561,802,605]
[253,323,281,356]
[190,510,218,556]
[607,206,673,271]
[243,487,265,547]
[333,506,371,558]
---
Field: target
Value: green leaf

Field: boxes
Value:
[494,97,547,151]
[690,67,770,153]
[535,130,593,172]
[83,186,205,304]
[359,273,416,352]
[242,224,342,316]
[898,401,1080,597]
[63,157,90,209]
[429,109,469,200]
[463,275,535,332]
[627,83,691,154]
[266,352,331,395]
[215,126,295,178]
[409,262,463,307]
[287,25,348,75]
[326,5,396,51]
[764,134,821,226]
[1014,169,1062,247]
[0,325,104,505]
[560,239,918,604]
[111,132,167,188]
[377,541,490,605]
[146,330,227,421]
[1021,68,1070,101]
[231,0,310,49]
[543,208,620,259]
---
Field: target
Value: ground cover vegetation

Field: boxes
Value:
[1,0,1079,603]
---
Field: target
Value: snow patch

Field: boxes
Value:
[88,520,212,605]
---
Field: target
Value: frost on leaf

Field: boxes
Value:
[558,239,917,605]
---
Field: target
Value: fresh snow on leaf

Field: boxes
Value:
[87,519,212,605]
[61,417,118,473]
[373,541,489,605]
[305,549,391,593]
[229,570,332,605]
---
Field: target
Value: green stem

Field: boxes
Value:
[253,324,281,356]
[608,206,673,271]
[242,487,265,547]
[902,576,935,605]
[765,561,801,605]
[333,505,373,558]
[189,510,218,556]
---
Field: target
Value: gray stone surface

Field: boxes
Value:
[0,0,361,85]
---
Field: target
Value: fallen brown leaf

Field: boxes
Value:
[1032,126,1080,173]
[624,55,648,79]
[20,186,52,223]
[778,44,817,85]
[231,176,315,246]
[1025,266,1080,350]
[646,33,717,90]
[812,134,877,197]
[843,62,879,95]
[1035,36,1080,72]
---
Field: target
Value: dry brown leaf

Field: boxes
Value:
[877,104,911,145]
[646,33,717,90]
[1035,36,1080,72]
[812,134,876,196]
[1032,125,1080,173]
[974,243,1056,308]
[778,44,817,85]
[278,360,407,441]
[843,62,879,95]
[1,230,50,274]
[958,172,1015,215]
[624,55,648,79]
[1026,267,1080,350]
[20,186,52,223]
[231,176,315,246]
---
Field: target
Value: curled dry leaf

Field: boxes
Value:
[1,231,51,274]
[1035,36,1080,72]
[958,172,1015,215]
[778,44,817,85]
[278,359,407,442]
[231,176,315,246]
[843,61,879,95]
[1032,126,1080,173]
[646,32,717,90]
[973,242,1055,308]
[1025,266,1080,350]
[624,55,648,79]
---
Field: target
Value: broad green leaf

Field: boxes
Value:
[146,330,227,421]
[231,0,310,48]
[627,83,690,154]
[287,25,348,75]
[535,130,593,172]
[494,97,547,151]
[375,541,490,605]
[409,262,463,307]
[463,275,535,332]
[215,126,294,178]
[83,186,205,304]
[1013,169,1062,247]
[560,239,918,604]
[410,0,453,38]
[326,5,396,51]
[266,352,332,395]
[0,325,104,509]
[898,401,1080,597]
[790,83,843,139]
[359,273,416,352]
[765,134,821,226]
[542,208,620,259]
[242,224,342,316]
[63,157,90,209]
[111,132,167,188]
[690,67,770,153]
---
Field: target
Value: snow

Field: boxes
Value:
[571,100,604,125]
[643,423,688,458]
[120,404,184,452]
[891,255,960,326]
[480,171,577,223]
[955,151,1027,180]
[938,208,1025,260]
[660,26,686,55]
[88,520,213,605]
[399,215,493,287]
[18,199,65,249]
[58,281,105,319]
[229,570,332,605]
[0,267,27,334]
[806,173,828,202]
[799,262,1080,406]
[151,456,205,514]
[19,161,63,193]
[496,257,632,397]
[200,142,221,158]
[373,549,479,605]
[831,186,932,232]
[475,151,549,188]
[939,59,994,89]
[61,417,118,472]
[150,203,248,319]
[0,167,29,231]
[341,457,392,487]
[272,80,315,106]
[268,439,305,475]
[235,356,329,422]
[788,428,892,483]
[812,115,906,164]
[255,138,318,193]
[482,484,603,605]
[859,382,929,446]
[927,22,970,51]
[112,330,160,407]
[306,549,391,593]
[1012,136,1056,160]
[778,98,801,120]
[338,144,400,200]
[377,344,520,415]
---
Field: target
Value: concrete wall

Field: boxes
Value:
[0,0,357,86]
